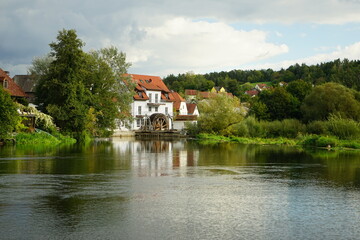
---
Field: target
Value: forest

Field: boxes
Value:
[163,59,360,97]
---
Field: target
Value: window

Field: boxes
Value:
[149,106,152,112]
[149,93,152,102]
[3,80,8,89]
[155,106,158,112]
[136,119,141,127]
[165,107,168,114]
[155,94,158,103]
[138,106,141,115]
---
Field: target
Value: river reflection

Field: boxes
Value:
[1,138,360,239]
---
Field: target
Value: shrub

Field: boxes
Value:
[232,122,249,137]
[243,117,266,138]
[307,120,328,135]
[325,115,360,140]
[281,119,306,138]
[301,135,337,148]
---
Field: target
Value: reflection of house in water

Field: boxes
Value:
[111,139,198,176]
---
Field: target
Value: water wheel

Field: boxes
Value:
[150,114,169,131]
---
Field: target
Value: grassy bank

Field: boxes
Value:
[14,131,76,145]
[196,133,360,150]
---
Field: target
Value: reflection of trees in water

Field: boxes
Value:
[194,141,360,189]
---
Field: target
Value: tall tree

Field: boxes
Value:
[36,29,89,138]
[34,29,133,139]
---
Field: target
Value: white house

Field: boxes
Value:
[115,74,198,134]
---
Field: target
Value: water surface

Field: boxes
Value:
[1,139,360,239]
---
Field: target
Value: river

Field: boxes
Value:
[1,138,360,239]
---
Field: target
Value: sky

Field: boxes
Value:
[2,0,360,78]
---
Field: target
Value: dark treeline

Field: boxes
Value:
[163,58,360,96]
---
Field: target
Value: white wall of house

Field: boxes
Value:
[179,102,187,115]
[116,89,174,131]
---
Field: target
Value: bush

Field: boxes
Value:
[185,122,201,137]
[232,121,249,137]
[325,115,360,140]
[243,117,266,138]
[281,119,306,138]
[307,120,328,135]
[15,131,76,145]
[301,135,337,148]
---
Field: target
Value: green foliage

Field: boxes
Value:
[33,29,133,140]
[302,82,360,121]
[326,114,360,140]
[306,121,328,135]
[301,135,338,148]
[286,79,312,102]
[15,131,76,145]
[197,94,245,135]
[0,87,20,139]
[17,104,57,132]
[185,122,201,137]
[254,87,301,120]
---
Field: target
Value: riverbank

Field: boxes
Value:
[196,133,360,150]
[5,131,77,146]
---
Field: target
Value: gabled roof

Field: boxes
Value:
[186,103,197,114]
[125,74,170,92]
[0,69,27,97]
[245,90,259,96]
[13,75,36,92]
[170,92,185,111]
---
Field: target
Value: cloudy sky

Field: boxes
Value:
[2,0,360,77]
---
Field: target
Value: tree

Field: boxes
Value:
[86,48,134,136]
[197,94,245,135]
[28,54,54,84]
[0,87,20,139]
[301,82,360,121]
[34,29,133,139]
[35,29,89,139]
[255,87,301,121]
[286,79,312,102]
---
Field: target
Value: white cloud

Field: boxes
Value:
[127,18,288,75]
[250,42,360,70]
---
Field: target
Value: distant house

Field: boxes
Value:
[13,75,36,103]
[245,90,259,97]
[0,69,27,100]
[255,83,269,92]
[172,93,199,130]
[211,86,226,93]
[184,89,198,102]
[279,81,288,87]
[0,69,34,130]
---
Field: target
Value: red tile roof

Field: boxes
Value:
[186,103,197,114]
[245,90,259,96]
[185,89,198,96]
[0,68,27,97]
[170,92,185,111]
[125,74,170,92]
